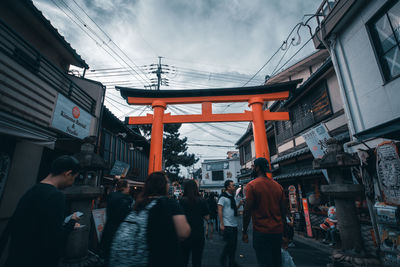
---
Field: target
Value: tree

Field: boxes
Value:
[140,123,198,182]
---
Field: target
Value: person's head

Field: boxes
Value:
[116,179,129,194]
[183,179,200,203]
[134,171,169,211]
[144,171,169,197]
[224,179,235,194]
[251,157,271,178]
[49,155,80,188]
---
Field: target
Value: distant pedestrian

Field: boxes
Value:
[180,180,210,267]
[206,192,218,239]
[2,155,81,267]
[100,179,133,264]
[218,180,243,267]
[109,171,191,267]
[242,157,287,267]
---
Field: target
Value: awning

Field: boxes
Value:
[0,111,56,148]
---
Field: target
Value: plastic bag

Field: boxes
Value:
[281,248,296,267]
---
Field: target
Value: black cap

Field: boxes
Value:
[254,157,271,173]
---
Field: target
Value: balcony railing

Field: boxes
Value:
[315,0,339,25]
[0,19,96,114]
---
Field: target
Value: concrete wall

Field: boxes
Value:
[332,0,400,135]
[326,71,344,113]
[0,141,43,231]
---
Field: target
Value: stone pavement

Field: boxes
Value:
[200,222,331,267]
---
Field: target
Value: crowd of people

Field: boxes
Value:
[0,155,292,267]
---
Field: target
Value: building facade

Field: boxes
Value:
[313,0,400,263]
[0,0,105,234]
[200,152,240,192]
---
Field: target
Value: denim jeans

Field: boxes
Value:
[220,226,238,267]
[253,231,282,267]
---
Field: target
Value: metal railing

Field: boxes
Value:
[0,19,96,114]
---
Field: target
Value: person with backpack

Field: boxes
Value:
[206,192,218,239]
[100,179,133,265]
[109,171,191,267]
[180,180,210,267]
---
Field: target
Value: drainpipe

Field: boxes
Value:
[325,35,357,138]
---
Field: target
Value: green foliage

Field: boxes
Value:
[140,123,198,182]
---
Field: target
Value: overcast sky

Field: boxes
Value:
[33,0,322,175]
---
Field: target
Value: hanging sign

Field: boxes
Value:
[376,142,400,206]
[302,198,313,237]
[92,208,106,241]
[302,123,331,182]
[51,94,93,139]
[110,160,130,177]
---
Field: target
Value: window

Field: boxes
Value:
[212,170,224,181]
[370,1,400,81]
[244,143,252,162]
[103,131,111,162]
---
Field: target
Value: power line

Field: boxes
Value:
[51,0,151,87]
[69,0,152,81]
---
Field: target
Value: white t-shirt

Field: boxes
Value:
[218,193,238,227]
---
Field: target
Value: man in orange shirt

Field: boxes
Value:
[242,157,287,267]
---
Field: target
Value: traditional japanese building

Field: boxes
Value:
[0,0,105,235]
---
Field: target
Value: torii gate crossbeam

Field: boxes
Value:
[118,80,301,177]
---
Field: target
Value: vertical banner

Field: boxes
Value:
[376,141,400,206]
[92,208,106,241]
[302,198,313,237]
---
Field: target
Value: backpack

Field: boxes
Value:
[109,199,157,267]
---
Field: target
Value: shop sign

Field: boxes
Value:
[51,94,92,139]
[302,123,331,182]
[92,208,106,241]
[110,160,130,177]
[288,185,298,213]
[206,161,229,171]
[302,198,313,237]
[376,142,400,206]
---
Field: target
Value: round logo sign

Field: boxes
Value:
[72,106,80,119]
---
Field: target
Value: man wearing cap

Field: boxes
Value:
[2,155,81,267]
[242,157,287,267]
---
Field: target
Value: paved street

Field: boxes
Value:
[202,222,331,267]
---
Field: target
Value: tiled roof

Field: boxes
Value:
[271,147,310,164]
[26,0,88,68]
[273,169,323,180]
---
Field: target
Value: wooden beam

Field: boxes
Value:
[127,110,289,124]
[127,91,289,105]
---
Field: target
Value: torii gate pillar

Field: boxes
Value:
[148,100,166,172]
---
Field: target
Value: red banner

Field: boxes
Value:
[302,198,313,237]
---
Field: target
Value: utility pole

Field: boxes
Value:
[148,56,171,90]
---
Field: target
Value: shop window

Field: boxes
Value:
[111,136,116,163]
[370,1,400,81]
[116,139,121,161]
[212,170,224,181]
[244,143,252,162]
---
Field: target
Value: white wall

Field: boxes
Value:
[201,158,241,186]
[332,0,400,135]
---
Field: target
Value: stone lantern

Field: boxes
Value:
[313,138,380,267]
[60,137,107,267]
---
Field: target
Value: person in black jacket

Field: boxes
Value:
[2,155,81,267]
[100,179,133,265]
[206,192,218,239]
[180,180,210,267]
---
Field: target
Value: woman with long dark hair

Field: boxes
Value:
[180,180,210,267]
[109,171,191,267]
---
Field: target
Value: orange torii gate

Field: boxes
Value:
[118,80,300,177]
